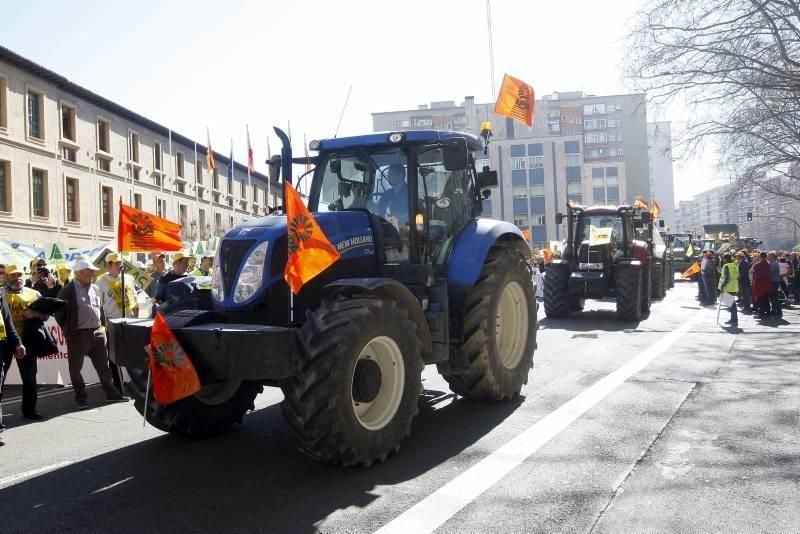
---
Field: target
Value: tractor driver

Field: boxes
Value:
[377,164,409,229]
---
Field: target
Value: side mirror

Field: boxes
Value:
[476,166,498,187]
[555,213,564,225]
[641,212,651,224]
[329,159,341,174]
[659,219,665,228]
[443,142,468,171]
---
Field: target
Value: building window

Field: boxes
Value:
[156,198,166,218]
[62,147,77,163]
[564,141,580,154]
[213,168,220,191]
[179,204,188,227]
[0,160,10,212]
[506,118,515,139]
[134,193,142,210]
[252,184,258,204]
[229,215,234,228]
[240,179,246,198]
[97,119,110,153]
[61,104,76,141]
[154,142,163,171]
[215,212,222,231]
[175,181,185,194]
[31,168,48,218]
[548,120,560,133]
[65,177,79,223]
[528,155,544,168]
[199,209,206,237]
[564,154,581,167]
[511,157,527,170]
[512,186,528,199]
[97,158,110,172]
[608,119,619,128]
[475,158,489,170]
[531,185,545,197]
[101,185,113,227]
[27,89,44,140]
[0,77,7,129]
[593,187,605,203]
[585,132,608,144]
[196,160,203,185]
[129,132,140,163]
[176,152,184,178]
[583,103,607,115]
[567,183,582,196]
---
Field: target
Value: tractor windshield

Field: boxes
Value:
[672,235,690,249]
[579,214,627,254]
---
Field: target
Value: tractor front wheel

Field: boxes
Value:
[444,247,537,401]
[280,295,423,467]
[616,266,643,321]
[543,263,571,318]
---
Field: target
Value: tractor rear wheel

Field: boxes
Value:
[280,295,423,467]
[543,263,570,318]
[127,368,262,437]
[444,247,537,401]
[616,266,643,321]
[667,260,675,288]
[641,264,651,314]
[652,262,666,299]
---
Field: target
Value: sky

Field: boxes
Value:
[1,0,722,202]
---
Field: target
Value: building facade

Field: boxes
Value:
[372,91,653,247]
[647,121,676,229]
[0,45,278,250]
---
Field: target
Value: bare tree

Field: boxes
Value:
[626,0,800,200]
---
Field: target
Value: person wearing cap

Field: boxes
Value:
[191,253,214,277]
[55,258,128,408]
[25,258,47,289]
[2,264,41,419]
[145,252,167,299]
[701,250,717,305]
[718,253,739,327]
[154,252,190,305]
[32,263,62,299]
[752,252,772,318]
[767,251,782,318]
[0,287,24,444]
[0,264,6,289]
[56,263,73,286]
[736,251,752,312]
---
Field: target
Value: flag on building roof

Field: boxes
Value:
[148,313,201,404]
[494,73,535,127]
[206,128,215,172]
[284,182,340,294]
[117,199,182,252]
[247,125,255,174]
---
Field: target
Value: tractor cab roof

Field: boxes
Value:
[316,130,484,153]
[573,205,636,216]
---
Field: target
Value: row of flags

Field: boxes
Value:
[205,126,271,179]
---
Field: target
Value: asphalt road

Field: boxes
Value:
[1,279,798,533]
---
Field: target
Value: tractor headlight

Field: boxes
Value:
[211,242,224,302]
[233,241,269,303]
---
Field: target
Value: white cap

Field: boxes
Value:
[73,258,99,271]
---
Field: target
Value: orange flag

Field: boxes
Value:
[494,73,535,127]
[148,313,201,404]
[681,262,701,279]
[650,200,662,219]
[117,200,183,252]
[522,228,531,241]
[284,182,340,294]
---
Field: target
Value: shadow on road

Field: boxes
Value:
[1,388,523,533]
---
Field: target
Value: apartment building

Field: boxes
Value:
[0,45,278,249]
[372,91,652,246]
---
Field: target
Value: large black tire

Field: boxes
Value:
[616,266,643,321]
[443,247,537,401]
[652,262,666,299]
[641,263,651,314]
[127,368,262,437]
[543,263,570,318]
[667,260,675,288]
[280,295,423,467]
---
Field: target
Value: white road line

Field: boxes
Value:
[0,460,74,489]
[90,476,134,495]
[375,309,705,534]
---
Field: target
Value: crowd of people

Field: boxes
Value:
[0,250,214,446]
[690,248,799,326]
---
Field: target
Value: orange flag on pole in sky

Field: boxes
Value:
[494,73,535,127]
[117,200,183,252]
[147,313,201,404]
[284,182,340,294]
[206,127,216,172]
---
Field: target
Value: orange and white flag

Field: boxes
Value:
[284,182,340,294]
[148,313,201,404]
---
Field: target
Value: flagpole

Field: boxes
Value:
[486,0,496,100]
[246,125,252,215]
[193,141,199,241]
[168,129,175,223]
[333,85,352,138]
[266,136,272,211]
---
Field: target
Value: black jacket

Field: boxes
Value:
[22,317,58,358]
[1,297,22,352]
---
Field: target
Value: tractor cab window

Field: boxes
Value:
[416,146,474,266]
[579,215,628,257]
[672,235,689,249]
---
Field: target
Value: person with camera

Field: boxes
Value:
[2,264,42,420]
[32,265,63,298]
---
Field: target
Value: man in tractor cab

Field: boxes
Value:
[377,163,409,229]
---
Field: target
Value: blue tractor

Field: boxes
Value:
[109,128,538,467]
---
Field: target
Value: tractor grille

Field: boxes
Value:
[221,239,256,295]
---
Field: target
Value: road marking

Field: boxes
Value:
[375,309,705,534]
[90,476,134,495]
[0,461,74,489]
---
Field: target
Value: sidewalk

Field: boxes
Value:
[593,300,800,532]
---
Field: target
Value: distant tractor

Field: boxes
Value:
[108,128,538,467]
[667,233,695,273]
[543,204,658,321]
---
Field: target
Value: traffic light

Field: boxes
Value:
[746,212,753,222]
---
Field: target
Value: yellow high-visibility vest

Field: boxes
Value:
[3,287,40,334]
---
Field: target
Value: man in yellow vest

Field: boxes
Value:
[2,265,41,419]
[191,253,214,277]
[718,253,740,327]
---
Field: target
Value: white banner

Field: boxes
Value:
[4,317,100,386]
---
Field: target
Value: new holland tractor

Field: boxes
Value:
[108,128,538,467]
[543,203,658,321]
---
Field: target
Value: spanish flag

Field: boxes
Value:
[117,199,183,252]
[633,196,648,209]
[284,182,340,294]
[206,127,215,172]
[247,124,255,174]
[650,200,662,219]
[494,74,535,127]
[148,313,201,404]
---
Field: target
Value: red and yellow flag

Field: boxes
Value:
[650,200,662,219]
[494,74,535,127]
[633,196,648,210]
[148,313,201,404]
[284,182,340,294]
[522,228,531,242]
[246,125,255,174]
[117,200,182,252]
[206,127,216,172]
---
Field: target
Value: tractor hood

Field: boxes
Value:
[213,211,375,309]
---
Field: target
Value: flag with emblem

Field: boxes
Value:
[589,225,613,246]
[494,73,535,127]
[633,196,648,209]
[117,199,182,252]
[148,313,201,404]
[284,182,340,294]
